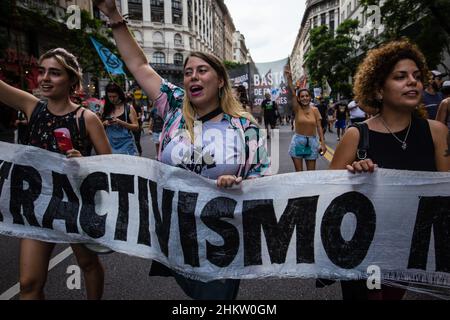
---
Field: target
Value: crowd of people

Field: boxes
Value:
[0,0,449,301]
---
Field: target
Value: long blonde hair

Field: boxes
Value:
[182,52,257,140]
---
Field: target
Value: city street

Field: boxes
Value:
[0,125,432,300]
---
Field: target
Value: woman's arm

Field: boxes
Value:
[428,120,450,172]
[94,0,162,101]
[0,80,39,119]
[113,105,139,131]
[85,110,112,155]
[436,99,449,125]
[314,108,326,152]
[329,127,376,173]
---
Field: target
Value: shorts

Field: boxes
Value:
[152,132,161,144]
[289,134,320,160]
[335,119,347,129]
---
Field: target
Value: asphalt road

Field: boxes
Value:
[0,124,433,300]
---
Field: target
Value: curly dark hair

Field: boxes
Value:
[353,39,429,116]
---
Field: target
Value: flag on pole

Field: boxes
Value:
[89,37,125,75]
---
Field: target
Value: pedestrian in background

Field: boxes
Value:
[436,80,450,130]
[0,47,111,300]
[131,96,143,156]
[330,39,449,300]
[423,70,446,120]
[148,106,163,158]
[101,82,139,155]
[348,99,367,124]
[289,88,326,171]
[261,92,278,139]
[334,100,349,141]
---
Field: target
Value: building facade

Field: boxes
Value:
[116,0,246,85]
[290,0,340,85]
[232,31,249,64]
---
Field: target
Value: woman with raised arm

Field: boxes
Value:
[95,0,270,300]
[285,68,326,172]
[330,40,449,300]
[0,48,112,299]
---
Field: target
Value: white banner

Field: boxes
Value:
[0,142,450,286]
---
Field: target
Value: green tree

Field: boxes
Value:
[223,60,245,70]
[305,19,360,98]
[1,0,123,80]
[360,0,450,72]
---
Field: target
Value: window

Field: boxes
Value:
[174,33,183,47]
[174,53,183,66]
[153,52,165,64]
[321,13,326,26]
[153,32,164,44]
[172,0,182,10]
[173,13,182,25]
[329,10,335,32]
[128,0,142,20]
[151,0,164,23]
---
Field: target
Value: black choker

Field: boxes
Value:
[197,106,223,123]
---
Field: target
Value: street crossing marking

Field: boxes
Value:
[0,247,73,300]
[323,144,335,163]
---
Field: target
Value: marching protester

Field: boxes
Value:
[436,80,450,130]
[422,70,445,120]
[130,96,144,156]
[101,82,139,155]
[261,92,278,139]
[334,99,349,141]
[326,102,336,133]
[95,0,270,300]
[348,99,367,124]
[148,106,164,159]
[330,39,449,300]
[315,96,328,136]
[0,48,112,299]
[287,85,326,172]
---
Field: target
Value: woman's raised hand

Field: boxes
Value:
[93,0,119,18]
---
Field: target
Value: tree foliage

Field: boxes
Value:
[360,0,450,72]
[305,19,360,98]
[1,0,122,79]
[223,60,245,70]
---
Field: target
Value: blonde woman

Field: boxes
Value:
[0,48,111,299]
[95,0,270,300]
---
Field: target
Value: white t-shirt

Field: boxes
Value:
[348,100,366,119]
[160,118,244,179]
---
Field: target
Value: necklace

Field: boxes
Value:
[197,106,223,122]
[378,115,412,150]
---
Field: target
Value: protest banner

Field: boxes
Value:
[0,142,449,286]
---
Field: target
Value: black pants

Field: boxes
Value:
[133,127,142,155]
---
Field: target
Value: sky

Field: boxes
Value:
[224,0,306,63]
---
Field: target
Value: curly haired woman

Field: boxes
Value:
[330,39,449,300]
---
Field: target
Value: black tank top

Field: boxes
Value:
[27,101,89,156]
[367,116,436,171]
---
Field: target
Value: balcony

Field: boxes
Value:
[153,41,165,49]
